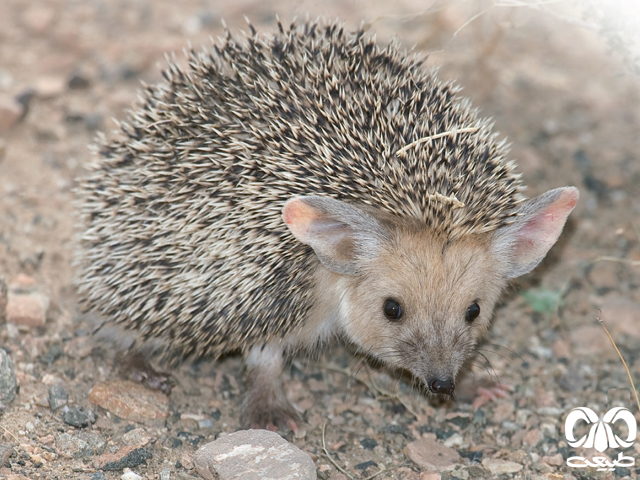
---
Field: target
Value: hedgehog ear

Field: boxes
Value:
[283,196,388,275]
[492,187,579,279]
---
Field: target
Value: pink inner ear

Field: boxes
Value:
[514,188,578,258]
[283,198,317,242]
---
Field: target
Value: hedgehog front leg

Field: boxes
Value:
[242,343,300,432]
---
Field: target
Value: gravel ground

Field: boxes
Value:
[1,1,640,480]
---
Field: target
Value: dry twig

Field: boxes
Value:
[598,311,640,415]
[321,423,388,480]
[0,425,20,443]
[593,256,640,267]
[395,127,480,157]
[321,423,354,480]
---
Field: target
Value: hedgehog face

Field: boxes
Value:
[340,229,506,395]
[284,189,578,396]
[284,196,505,394]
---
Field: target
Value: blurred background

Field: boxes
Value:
[1,0,639,300]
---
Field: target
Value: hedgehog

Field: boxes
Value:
[75,18,578,429]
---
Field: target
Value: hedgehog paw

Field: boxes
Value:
[242,381,301,432]
[472,384,512,410]
[242,343,301,432]
[243,400,301,433]
[121,352,174,395]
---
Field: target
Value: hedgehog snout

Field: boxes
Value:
[419,360,461,396]
[388,328,465,396]
[425,376,453,395]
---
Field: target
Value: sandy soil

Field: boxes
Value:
[1,1,639,479]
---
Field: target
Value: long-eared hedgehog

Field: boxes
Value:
[75,18,578,428]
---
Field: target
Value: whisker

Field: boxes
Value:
[475,351,503,389]
[485,341,525,363]
[477,347,513,363]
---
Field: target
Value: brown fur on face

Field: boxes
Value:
[335,222,506,388]
[289,190,576,399]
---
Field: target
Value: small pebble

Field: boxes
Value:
[62,406,97,428]
[328,474,350,480]
[121,471,143,480]
[63,336,94,359]
[523,428,541,447]
[34,75,66,98]
[194,429,316,480]
[492,402,514,423]
[95,446,152,471]
[450,469,469,480]
[6,291,49,328]
[0,276,7,320]
[0,95,24,131]
[360,437,378,450]
[39,344,63,366]
[42,373,62,386]
[48,384,68,411]
[481,458,524,475]
[0,444,16,466]
[354,460,377,471]
[443,433,464,448]
[198,418,213,429]
[39,434,54,445]
[405,437,460,472]
[175,473,199,480]
[0,349,17,403]
[542,453,563,466]
[55,432,106,459]
[68,72,90,89]
[420,473,441,480]
[89,380,168,425]
[122,428,151,447]
[180,452,195,470]
[21,4,55,33]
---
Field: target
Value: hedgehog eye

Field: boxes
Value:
[383,298,403,320]
[465,302,480,323]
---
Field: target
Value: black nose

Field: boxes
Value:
[427,377,454,395]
